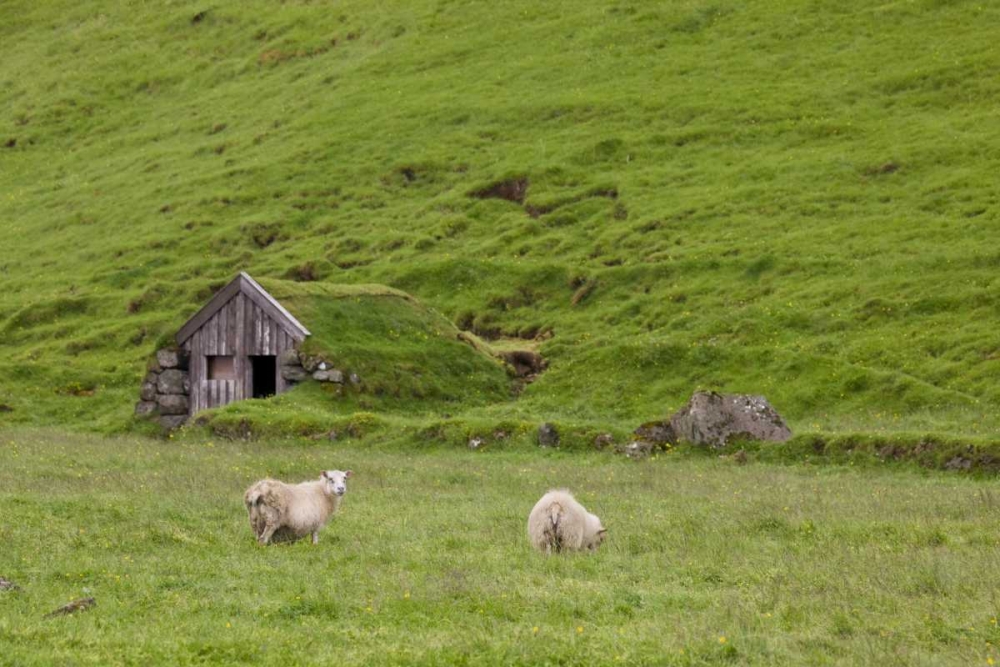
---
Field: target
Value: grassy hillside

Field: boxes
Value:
[5,428,1000,665]
[3,0,1000,436]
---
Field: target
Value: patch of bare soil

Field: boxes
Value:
[470,177,529,204]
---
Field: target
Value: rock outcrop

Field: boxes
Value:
[668,391,791,448]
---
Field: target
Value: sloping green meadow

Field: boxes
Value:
[2,1,1000,437]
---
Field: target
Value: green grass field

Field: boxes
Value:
[4,2,1000,663]
[3,428,1000,666]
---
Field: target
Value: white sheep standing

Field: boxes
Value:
[527,489,606,554]
[244,470,352,545]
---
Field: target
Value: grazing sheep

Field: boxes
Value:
[527,490,606,554]
[244,470,352,545]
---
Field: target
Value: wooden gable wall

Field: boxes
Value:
[181,292,299,414]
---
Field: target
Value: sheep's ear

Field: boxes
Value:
[598,528,608,535]
[320,471,329,479]
[344,470,353,478]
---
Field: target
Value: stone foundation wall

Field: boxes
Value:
[135,348,360,431]
[134,348,190,430]
[282,350,361,390]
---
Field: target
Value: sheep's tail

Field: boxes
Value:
[245,488,263,508]
[244,483,269,539]
[548,502,564,552]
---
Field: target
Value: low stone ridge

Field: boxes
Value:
[668,391,791,448]
[290,351,350,385]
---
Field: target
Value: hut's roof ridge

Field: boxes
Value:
[175,272,311,345]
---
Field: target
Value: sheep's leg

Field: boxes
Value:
[311,531,319,545]
[258,523,278,545]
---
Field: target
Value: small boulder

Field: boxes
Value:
[159,415,187,431]
[299,355,322,372]
[278,349,301,366]
[134,401,158,417]
[156,348,180,369]
[944,456,972,471]
[633,420,676,447]
[468,437,485,450]
[139,381,157,402]
[349,373,361,387]
[617,440,654,460]
[282,365,309,382]
[668,391,791,448]
[313,369,344,383]
[157,394,189,416]
[44,597,95,619]
[538,422,559,447]
[0,576,19,592]
[157,369,188,395]
[593,433,615,450]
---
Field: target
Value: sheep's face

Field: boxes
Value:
[586,513,607,550]
[320,469,352,497]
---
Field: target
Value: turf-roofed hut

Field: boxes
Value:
[135,274,512,431]
[176,272,309,413]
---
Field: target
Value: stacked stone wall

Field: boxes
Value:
[134,348,190,430]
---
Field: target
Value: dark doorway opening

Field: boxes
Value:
[250,355,276,398]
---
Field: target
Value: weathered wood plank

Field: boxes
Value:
[256,304,264,356]
[239,272,310,340]
[261,310,271,355]
[189,330,200,414]
[276,332,286,394]
[218,302,228,356]
[174,276,243,345]
[234,294,245,401]
[226,299,236,356]
[205,313,216,356]
[176,272,310,348]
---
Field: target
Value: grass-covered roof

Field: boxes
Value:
[254,278,510,406]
